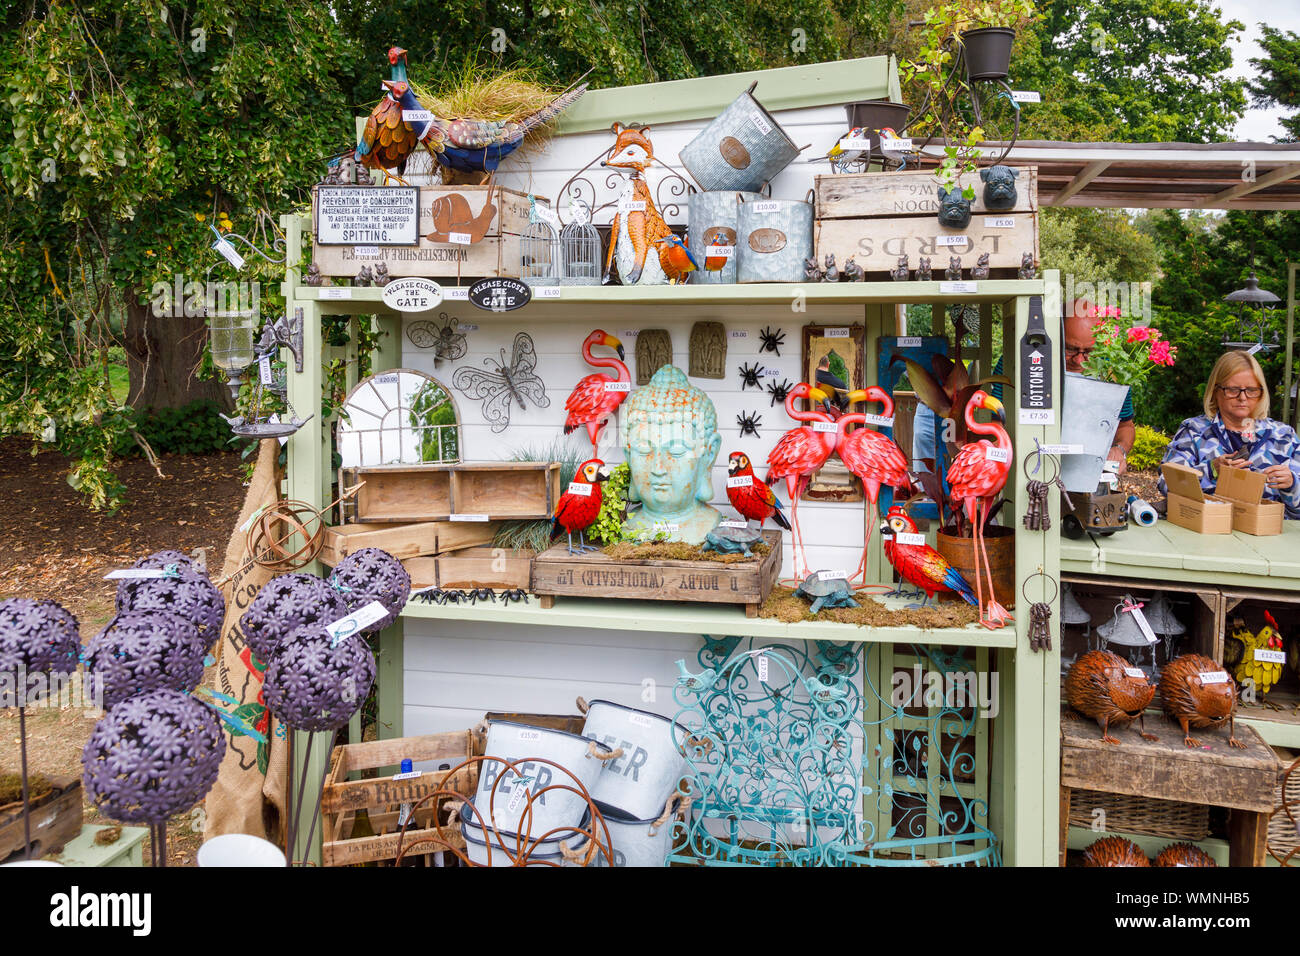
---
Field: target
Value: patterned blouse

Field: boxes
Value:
[1158,414,1300,518]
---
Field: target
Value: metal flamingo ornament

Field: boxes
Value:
[553,458,611,554]
[835,387,912,584]
[946,390,1013,629]
[563,330,630,450]
[765,383,838,578]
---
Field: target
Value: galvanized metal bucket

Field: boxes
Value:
[459,802,568,867]
[579,698,688,819]
[479,720,616,837]
[736,190,814,283]
[688,190,761,284]
[564,796,686,867]
[679,82,805,193]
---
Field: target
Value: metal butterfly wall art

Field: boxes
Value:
[452,332,550,433]
[406,312,467,366]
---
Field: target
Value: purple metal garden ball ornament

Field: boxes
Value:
[0,597,81,680]
[116,566,225,642]
[82,688,225,829]
[84,611,206,709]
[262,623,376,733]
[239,573,349,665]
[328,548,411,633]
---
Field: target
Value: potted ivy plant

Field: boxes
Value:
[959,0,1035,82]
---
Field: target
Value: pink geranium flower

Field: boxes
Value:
[1147,340,1176,366]
[1126,326,1152,343]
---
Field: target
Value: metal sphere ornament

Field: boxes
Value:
[328,548,411,632]
[82,688,225,825]
[83,611,206,710]
[0,598,81,681]
[245,499,326,573]
[115,567,225,642]
[240,573,349,665]
[262,624,376,732]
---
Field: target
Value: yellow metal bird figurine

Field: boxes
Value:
[1232,610,1285,706]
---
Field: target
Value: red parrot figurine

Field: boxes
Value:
[947,390,1013,628]
[726,452,791,530]
[880,506,977,606]
[766,382,838,577]
[836,386,912,583]
[552,458,611,554]
[563,330,630,450]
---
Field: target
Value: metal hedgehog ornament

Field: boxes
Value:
[766,377,793,407]
[736,410,762,438]
[738,362,765,390]
[757,326,785,357]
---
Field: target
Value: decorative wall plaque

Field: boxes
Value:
[636,329,673,386]
[689,321,726,379]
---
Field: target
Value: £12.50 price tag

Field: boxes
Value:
[719,520,749,529]
[984,446,1011,463]
[603,380,631,392]
[862,413,894,427]
[567,482,592,496]
[894,532,926,546]
[726,475,753,487]
[817,570,849,581]
[1255,648,1287,664]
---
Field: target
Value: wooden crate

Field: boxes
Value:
[813,168,1039,280]
[1060,574,1223,669]
[530,531,782,617]
[405,546,534,590]
[311,184,533,280]
[347,461,561,523]
[0,775,83,862]
[320,521,499,567]
[321,731,478,867]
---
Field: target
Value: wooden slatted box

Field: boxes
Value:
[344,461,561,523]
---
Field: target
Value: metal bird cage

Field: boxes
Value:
[559,200,601,286]
[521,196,561,287]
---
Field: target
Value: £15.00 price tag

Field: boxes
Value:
[567,482,592,496]
[603,380,631,392]
[326,601,390,647]
[1199,671,1229,685]
[862,413,894,427]
[894,532,926,546]
[812,420,837,433]
[619,200,646,213]
[402,109,432,123]
[726,475,753,488]
[984,217,1016,229]
[753,200,781,214]
[1255,648,1287,664]
[984,446,1011,463]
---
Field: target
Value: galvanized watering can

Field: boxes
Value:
[679,82,806,193]
[736,190,814,283]
[579,697,689,820]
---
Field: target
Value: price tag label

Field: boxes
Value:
[730,330,748,339]
[939,281,977,294]
[812,420,837,433]
[603,380,631,392]
[705,244,734,258]
[838,136,873,150]
[984,217,1016,229]
[824,327,850,338]
[326,601,390,646]
[628,712,656,729]
[621,329,640,338]
[447,232,472,245]
[756,653,769,683]
[651,521,680,534]
[935,235,969,247]
[1010,90,1042,103]
[507,782,529,814]
[894,532,926,546]
[817,570,849,581]
[619,200,647,213]
[567,482,593,496]
[897,336,922,348]
[1124,667,1146,680]
[984,446,1011,463]
[259,355,274,386]
[1018,408,1056,426]
[1123,604,1159,644]
[1198,671,1229,684]
[862,413,894,427]
[537,286,562,298]
[880,533,894,541]
[760,367,781,377]
[533,204,559,226]
[353,245,380,257]
[1255,648,1286,664]
[880,137,913,152]
[719,520,749,529]
[104,568,173,580]
[212,238,245,270]
[753,200,781,214]
[402,109,433,123]
[726,475,753,488]
[392,769,423,781]
[319,287,351,299]
[750,112,773,136]
[1040,443,1082,455]
[449,513,490,522]
[516,729,541,742]
[445,288,469,301]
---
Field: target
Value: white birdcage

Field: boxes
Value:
[559,200,601,286]
[521,195,560,287]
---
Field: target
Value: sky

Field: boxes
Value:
[1218,0,1300,141]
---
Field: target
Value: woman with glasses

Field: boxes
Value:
[1158,350,1300,517]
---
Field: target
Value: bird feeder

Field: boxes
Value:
[1222,270,1281,351]
[521,195,561,287]
[559,200,601,286]
[1142,594,1185,635]
[1058,583,1095,675]
[208,308,258,402]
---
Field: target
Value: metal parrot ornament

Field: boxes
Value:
[725,452,791,531]
[563,330,630,450]
[880,506,977,607]
[552,458,611,554]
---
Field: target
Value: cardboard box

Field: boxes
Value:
[1161,462,1233,534]
[1216,465,1285,536]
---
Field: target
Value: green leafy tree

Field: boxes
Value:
[1249,25,1300,141]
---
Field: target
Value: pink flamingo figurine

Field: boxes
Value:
[946,390,1013,629]
[835,386,912,584]
[765,383,838,578]
[563,330,630,449]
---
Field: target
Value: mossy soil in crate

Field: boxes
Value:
[759,586,980,628]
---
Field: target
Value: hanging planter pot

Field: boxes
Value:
[961,27,1016,82]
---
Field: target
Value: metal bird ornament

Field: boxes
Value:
[353,48,434,184]
[552,458,611,554]
[452,332,549,432]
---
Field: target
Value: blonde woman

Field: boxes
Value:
[1159,350,1300,517]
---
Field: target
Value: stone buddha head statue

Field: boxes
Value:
[621,364,722,544]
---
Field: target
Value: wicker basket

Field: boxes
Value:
[1267,754,1300,866]
[1068,789,1210,841]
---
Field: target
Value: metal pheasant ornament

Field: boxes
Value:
[354,48,432,184]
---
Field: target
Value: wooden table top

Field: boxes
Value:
[1061,520,1300,591]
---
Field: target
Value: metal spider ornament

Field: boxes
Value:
[737,362,765,390]
[758,326,785,357]
[766,377,793,407]
[499,589,529,605]
[737,411,763,438]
